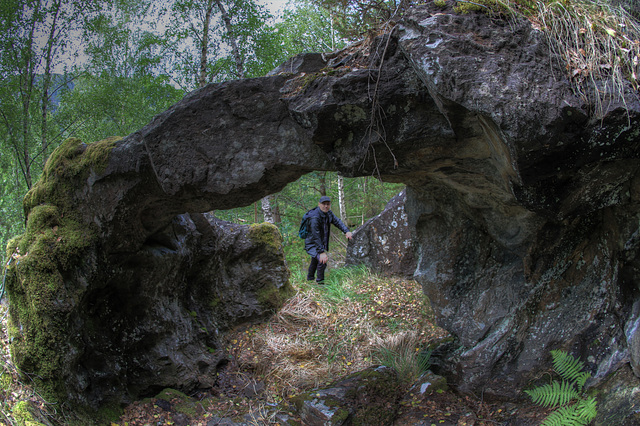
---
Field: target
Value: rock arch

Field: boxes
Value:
[6,4,640,415]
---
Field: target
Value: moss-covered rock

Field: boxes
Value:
[5,137,118,406]
[248,222,284,252]
[155,388,205,417]
[22,137,118,217]
[5,199,293,420]
[11,400,48,426]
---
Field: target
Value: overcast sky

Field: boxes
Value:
[260,0,290,15]
[44,0,294,74]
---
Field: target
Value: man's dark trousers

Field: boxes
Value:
[307,255,327,282]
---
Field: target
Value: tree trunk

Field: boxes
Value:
[319,171,327,196]
[214,0,245,79]
[19,0,43,190]
[41,0,62,166]
[261,195,275,224]
[199,0,215,88]
[274,201,281,224]
[337,173,346,222]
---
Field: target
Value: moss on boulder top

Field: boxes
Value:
[22,137,118,217]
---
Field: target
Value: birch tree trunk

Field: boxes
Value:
[18,0,43,190]
[261,195,275,223]
[337,173,347,222]
[41,0,62,166]
[198,0,215,88]
[214,0,245,79]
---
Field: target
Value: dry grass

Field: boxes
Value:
[225,265,449,402]
[456,0,640,118]
[0,263,448,424]
[535,0,640,117]
[371,330,433,386]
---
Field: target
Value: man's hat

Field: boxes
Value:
[319,196,331,203]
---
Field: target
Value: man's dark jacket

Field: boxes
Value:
[304,207,350,258]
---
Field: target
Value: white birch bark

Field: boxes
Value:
[338,173,347,222]
[261,195,275,224]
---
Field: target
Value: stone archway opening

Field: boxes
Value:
[213,171,406,270]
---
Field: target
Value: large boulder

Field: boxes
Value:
[346,190,416,277]
[397,5,640,400]
[7,157,292,412]
[5,2,640,417]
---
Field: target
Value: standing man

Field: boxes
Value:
[305,195,353,283]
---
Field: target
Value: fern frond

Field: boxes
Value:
[551,350,591,388]
[525,381,579,408]
[574,397,598,421]
[541,404,591,426]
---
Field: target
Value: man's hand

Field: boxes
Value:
[346,232,353,240]
[319,252,328,264]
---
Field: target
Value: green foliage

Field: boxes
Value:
[526,380,581,408]
[160,0,282,88]
[0,155,25,251]
[541,397,598,426]
[372,332,432,387]
[525,350,597,426]
[55,4,185,141]
[318,265,367,304]
[551,349,591,391]
[276,1,349,54]
[57,73,168,142]
[308,0,419,41]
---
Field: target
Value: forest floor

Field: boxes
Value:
[0,264,549,425]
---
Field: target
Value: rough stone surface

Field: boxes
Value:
[5,2,640,414]
[346,190,416,277]
[7,207,291,410]
[593,365,640,425]
[291,365,403,426]
[397,5,640,398]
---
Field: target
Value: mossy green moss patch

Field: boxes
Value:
[5,204,94,402]
[11,400,46,426]
[248,222,284,253]
[257,281,295,312]
[155,388,205,417]
[23,136,119,217]
[5,136,119,407]
[0,371,12,391]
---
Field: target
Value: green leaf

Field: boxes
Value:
[541,402,595,426]
[525,380,579,408]
[551,350,591,389]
